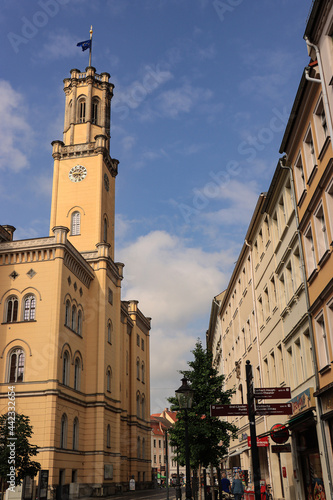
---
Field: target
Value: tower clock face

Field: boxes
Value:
[69,165,87,182]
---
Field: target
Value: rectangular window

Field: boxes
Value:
[278,273,287,310]
[264,287,270,318]
[303,224,317,276]
[258,296,264,326]
[313,203,329,261]
[294,152,306,201]
[314,95,328,150]
[270,351,277,386]
[108,288,113,305]
[314,312,330,370]
[325,177,333,242]
[303,126,317,179]
[285,261,294,302]
[141,339,145,351]
[277,344,285,384]
[137,334,140,347]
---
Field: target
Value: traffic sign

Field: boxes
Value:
[270,424,289,444]
[210,404,248,416]
[247,436,269,447]
[254,387,291,399]
[271,444,291,453]
[255,403,292,415]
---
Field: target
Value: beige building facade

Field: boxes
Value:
[0,66,151,497]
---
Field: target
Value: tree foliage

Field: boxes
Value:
[168,340,238,468]
[0,412,41,492]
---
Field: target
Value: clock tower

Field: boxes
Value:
[49,66,119,259]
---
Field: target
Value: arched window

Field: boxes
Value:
[73,417,79,451]
[71,305,77,331]
[107,424,111,448]
[62,351,69,385]
[141,362,145,383]
[77,310,82,336]
[103,218,107,243]
[92,99,99,125]
[137,436,140,458]
[65,300,71,327]
[78,99,86,123]
[6,296,18,323]
[107,320,112,344]
[60,414,68,449]
[24,295,36,321]
[71,211,81,236]
[141,395,145,420]
[107,368,111,392]
[136,392,140,417]
[74,358,81,391]
[8,348,25,383]
[136,358,140,380]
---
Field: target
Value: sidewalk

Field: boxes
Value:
[79,486,180,500]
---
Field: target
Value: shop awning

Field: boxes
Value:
[229,447,249,457]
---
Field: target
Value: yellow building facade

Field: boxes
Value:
[0,66,151,497]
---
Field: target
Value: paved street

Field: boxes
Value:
[81,487,182,500]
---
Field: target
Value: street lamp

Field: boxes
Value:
[176,377,194,500]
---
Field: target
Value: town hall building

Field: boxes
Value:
[0,65,152,497]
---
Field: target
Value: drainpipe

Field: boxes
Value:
[304,37,333,145]
[279,157,333,499]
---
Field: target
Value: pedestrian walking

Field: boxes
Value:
[231,473,244,500]
[221,471,231,494]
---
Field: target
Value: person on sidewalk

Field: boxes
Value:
[231,473,244,500]
[221,471,231,494]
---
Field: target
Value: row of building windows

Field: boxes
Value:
[314,300,333,371]
[65,300,83,336]
[303,183,333,276]
[62,350,82,390]
[69,97,100,125]
[60,414,79,450]
[4,295,36,323]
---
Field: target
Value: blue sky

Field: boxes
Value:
[1,0,313,411]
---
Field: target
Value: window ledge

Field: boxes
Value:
[307,165,318,187]
[273,306,278,314]
[318,136,331,161]
[297,189,307,208]
[281,306,290,319]
[266,315,271,324]
[319,364,331,375]
[318,248,330,268]
[307,268,318,284]
[2,320,37,325]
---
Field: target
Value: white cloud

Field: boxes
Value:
[118,229,233,412]
[119,230,229,326]
[0,80,33,172]
[35,32,79,61]
[156,83,213,118]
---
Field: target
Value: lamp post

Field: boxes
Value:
[176,377,194,500]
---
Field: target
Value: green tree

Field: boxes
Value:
[168,340,238,468]
[0,412,41,495]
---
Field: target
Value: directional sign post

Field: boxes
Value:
[254,387,291,399]
[255,403,292,416]
[210,404,248,417]
[246,361,261,500]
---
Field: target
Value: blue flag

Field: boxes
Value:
[77,40,91,51]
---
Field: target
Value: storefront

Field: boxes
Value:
[288,388,326,500]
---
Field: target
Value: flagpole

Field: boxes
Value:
[89,25,93,67]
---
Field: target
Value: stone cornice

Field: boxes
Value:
[0,233,95,289]
[52,141,118,178]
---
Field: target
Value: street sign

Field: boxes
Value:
[255,403,292,415]
[271,444,291,453]
[270,424,289,444]
[247,436,269,447]
[210,404,248,416]
[254,387,291,399]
